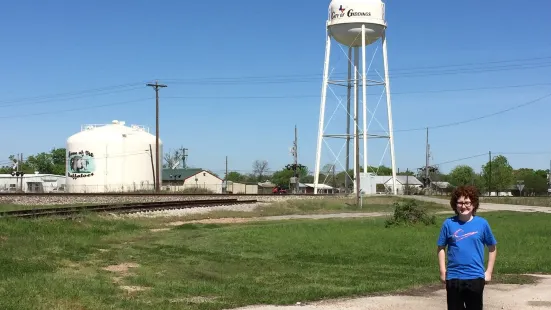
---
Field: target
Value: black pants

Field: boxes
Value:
[446,278,486,310]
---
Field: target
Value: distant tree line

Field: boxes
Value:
[2,150,547,196]
[437,155,549,196]
[0,148,66,175]
[228,155,549,196]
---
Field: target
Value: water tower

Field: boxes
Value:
[313,0,397,195]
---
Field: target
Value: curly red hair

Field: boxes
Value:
[449,185,480,215]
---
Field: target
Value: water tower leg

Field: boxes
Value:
[382,31,398,195]
[313,33,332,195]
[354,46,361,204]
[345,47,352,193]
[353,47,359,193]
[361,24,368,180]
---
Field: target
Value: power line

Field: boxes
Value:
[392,90,551,133]
[0,97,152,119]
[494,151,551,155]
[0,86,145,109]
[162,81,551,100]
[432,153,489,166]
[161,59,551,85]
[0,80,549,116]
[0,82,144,105]
[0,54,549,106]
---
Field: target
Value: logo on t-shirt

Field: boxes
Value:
[452,229,478,242]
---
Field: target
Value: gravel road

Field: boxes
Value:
[411,196,551,214]
[232,275,551,310]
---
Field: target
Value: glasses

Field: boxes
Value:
[456,201,472,206]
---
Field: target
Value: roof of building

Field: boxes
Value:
[0,173,65,179]
[432,181,452,188]
[162,168,213,181]
[301,183,334,189]
[372,175,424,186]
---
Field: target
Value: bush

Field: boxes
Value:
[180,187,215,194]
[385,199,436,228]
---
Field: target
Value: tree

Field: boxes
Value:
[271,164,309,187]
[449,165,477,186]
[252,160,269,181]
[513,168,548,195]
[0,148,66,175]
[226,171,248,182]
[482,155,514,195]
[163,149,184,169]
[25,148,67,175]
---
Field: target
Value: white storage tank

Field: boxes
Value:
[65,120,163,193]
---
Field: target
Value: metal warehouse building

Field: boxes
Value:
[0,173,66,193]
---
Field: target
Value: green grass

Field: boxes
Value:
[0,208,549,309]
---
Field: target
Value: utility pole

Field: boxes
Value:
[425,127,430,188]
[14,154,19,192]
[488,151,494,196]
[181,147,188,169]
[549,159,551,189]
[332,164,336,189]
[146,80,167,192]
[294,125,299,194]
[225,156,228,194]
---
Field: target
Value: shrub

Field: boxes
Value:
[385,199,436,228]
[180,187,215,194]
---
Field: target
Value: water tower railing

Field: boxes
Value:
[80,124,108,131]
[130,125,149,133]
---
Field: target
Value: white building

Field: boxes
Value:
[299,183,335,194]
[162,168,223,194]
[225,181,258,194]
[372,175,424,194]
[0,173,66,193]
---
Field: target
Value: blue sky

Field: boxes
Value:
[1,0,551,177]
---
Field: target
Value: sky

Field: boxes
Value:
[1,0,551,177]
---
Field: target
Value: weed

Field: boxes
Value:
[384,199,436,227]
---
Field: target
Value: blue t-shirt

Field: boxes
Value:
[437,215,497,280]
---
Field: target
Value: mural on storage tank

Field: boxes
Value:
[67,150,96,179]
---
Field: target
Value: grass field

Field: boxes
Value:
[0,199,549,310]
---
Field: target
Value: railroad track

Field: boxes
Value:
[0,193,339,197]
[0,198,258,219]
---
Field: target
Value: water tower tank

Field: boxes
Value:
[65,120,162,193]
[327,0,386,47]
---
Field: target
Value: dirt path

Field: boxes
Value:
[232,275,551,310]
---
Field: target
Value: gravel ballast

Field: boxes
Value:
[0,194,333,206]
